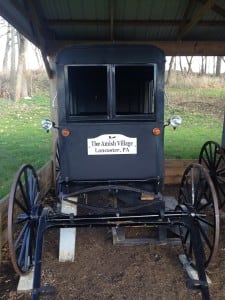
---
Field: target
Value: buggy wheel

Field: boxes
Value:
[53,138,61,196]
[8,164,41,275]
[199,140,225,208]
[178,163,220,268]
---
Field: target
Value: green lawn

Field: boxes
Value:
[164,87,224,158]
[0,97,52,198]
[164,111,223,159]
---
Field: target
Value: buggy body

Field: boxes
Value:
[55,44,165,196]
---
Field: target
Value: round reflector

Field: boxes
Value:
[61,128,70,137]
[153,128,161,136]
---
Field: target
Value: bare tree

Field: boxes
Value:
[2,23,11,73]
[216,56,222,76]
[166,56,175,84]
[14,33,28,101]
[9,26,17,98]
[185,56,193,74]
[201,56,207,74]
[179,56,184,73]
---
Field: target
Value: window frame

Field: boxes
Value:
[65,63,157,122]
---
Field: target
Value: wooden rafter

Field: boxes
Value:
[45,19,225,27]
[177,0,216,39]
[177,0,195,38]
[45,40,225,56]
[25,1,54,78]
[196,0,225,18]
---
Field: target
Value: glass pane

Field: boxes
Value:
[68,66,107,116]
[115,66,155,115]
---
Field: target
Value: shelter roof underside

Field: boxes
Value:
[0,0,225,57]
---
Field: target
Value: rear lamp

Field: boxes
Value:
[153,128,161,136]
[61,128,70,137]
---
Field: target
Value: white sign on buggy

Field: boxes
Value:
[87,134,137,155]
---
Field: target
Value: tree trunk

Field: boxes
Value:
[204,56,207,74]
[166,56,175,85]
[10,26,17,99]
[186,56,193,74]
[2,23,10,73]
[201,56,207,75]
[179,56,184,74]
[14,34,28,102]
[216,56,222,76]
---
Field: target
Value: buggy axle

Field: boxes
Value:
[43,210,204,229]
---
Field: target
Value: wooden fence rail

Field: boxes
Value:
[0,159,196,262]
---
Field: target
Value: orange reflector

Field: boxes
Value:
[61,128,70,137]
[153,127,161,136]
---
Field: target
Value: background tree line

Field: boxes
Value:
[0,17,44,101]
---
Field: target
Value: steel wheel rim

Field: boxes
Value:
[199,140,225,208]
[8,164,40,275]
[178,163,220,268]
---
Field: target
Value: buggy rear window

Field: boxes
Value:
[68,66,107,116]
[115,65,155,115]
[66,64,156,120]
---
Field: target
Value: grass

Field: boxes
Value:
[164,85,225,158]
[164,111,223,159]
[0,97,52,199]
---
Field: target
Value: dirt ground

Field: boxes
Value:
[1,185,225,300]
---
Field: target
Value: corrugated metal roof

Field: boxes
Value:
[0,0,225,56]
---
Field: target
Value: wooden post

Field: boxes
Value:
[59,197,77,262]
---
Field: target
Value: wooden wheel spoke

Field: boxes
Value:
[14,221,29,251]
[16,216,29,225]
[24,168,30,206]
[14,197,29,214]
[198,223,213,251]
[216,167,225,178]
[31,178,38,205]
[24,228,31,272]
[18,180,30,210]
[215,155,223,170]
[17,226,30,267]
[197,201,212,212]
[196,216,214,229]
[209,143,214,165]
[202,157,210,169]
[213,143,217,165]
[216,181,225,196]
[193,170,201,206]
[204,147,212,168]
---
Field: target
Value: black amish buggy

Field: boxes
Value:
[8,45,219,300]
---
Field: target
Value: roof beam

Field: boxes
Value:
[46,19,225,27]
[196,0,225,18]
[177,0,196,38]
[45,40,225,56]
[25,1,53,78]
[177,0,216,39]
